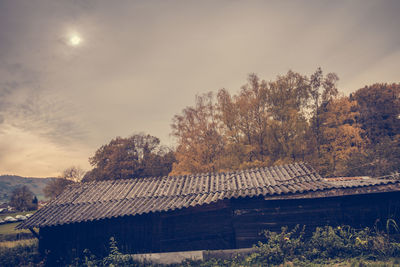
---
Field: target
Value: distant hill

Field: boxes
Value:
[0,175,54,204]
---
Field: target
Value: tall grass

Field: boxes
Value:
[0,239,41,267]
[0,238,37,248]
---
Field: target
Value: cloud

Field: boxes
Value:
[0,124,91,177]
[0,61,89,144]
[0,0,399,176]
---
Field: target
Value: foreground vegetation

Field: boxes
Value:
[0,239,41,267]
[1,224,399,267]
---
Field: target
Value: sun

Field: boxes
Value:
[69,35,82,46]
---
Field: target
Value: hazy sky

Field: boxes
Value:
[0,0,399,177]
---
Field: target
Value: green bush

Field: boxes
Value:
[245,224,400,266]
[246,225,306,265]
[68,237,148,267]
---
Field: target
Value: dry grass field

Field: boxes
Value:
[0,222,30,236]
[0,238,37,248]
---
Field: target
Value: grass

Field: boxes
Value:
[0,222,30,235]
[180,258,400,267]
[281,258,400,267]
[0,239,398,267]
[0,238,40,267]
[0,239,37,248]
[0,210,36,236]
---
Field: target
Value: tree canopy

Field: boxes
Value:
[62,72,399,183]
[83,133,175,181]
[170,70,399,177]
[345,83,400,176]
[9,186,38,211]
[353,83,400,143]
[43,166,85,199]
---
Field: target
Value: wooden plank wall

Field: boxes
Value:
[39,213,158,262]
[39,191,400,262]
[39,199,235,261]
[157,199,234,252]
[231,191,400,248]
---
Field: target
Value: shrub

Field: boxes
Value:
[0,241,42,267]
[68,237,147,267]
[248,224,400,265]
[247,225,306,265]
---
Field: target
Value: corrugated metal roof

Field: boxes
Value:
[17,163,400,229]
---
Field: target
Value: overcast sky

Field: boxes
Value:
[0,0,399,177]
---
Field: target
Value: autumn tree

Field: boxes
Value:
[9,186,38,211]
[346,83,400,176]
[353,83,400,143]
[309,67,339,160]
[62,166,85,182]
[44,166,85,199]
[345,136,400,177]
[43,178,73,199]
[171,70,337,175]
[318,97,366,176]
[217,74,275,169]
[170,93,226,175]
[172,71,316,175]
[170,69,398,177]
[83,133,175,181]
[266,70,311,163]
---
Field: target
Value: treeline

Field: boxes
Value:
[45,68,400,197]
[171,69,400,177]
[84,68,399,180]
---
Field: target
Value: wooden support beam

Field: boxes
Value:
[29,228,39,239]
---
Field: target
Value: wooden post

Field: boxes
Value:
[29,228,39,239]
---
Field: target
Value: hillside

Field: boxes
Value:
[0,175,54,204]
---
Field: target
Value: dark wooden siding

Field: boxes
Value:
[39,214,157,261]
[39,191,400,262]
[231,191,400,248]
[157,199,234,252]
[39,199,235,261]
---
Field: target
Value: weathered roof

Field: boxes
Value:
[17,163,400,229]
[323,177,389,187]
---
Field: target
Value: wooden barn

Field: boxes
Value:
[17,163,400,261]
